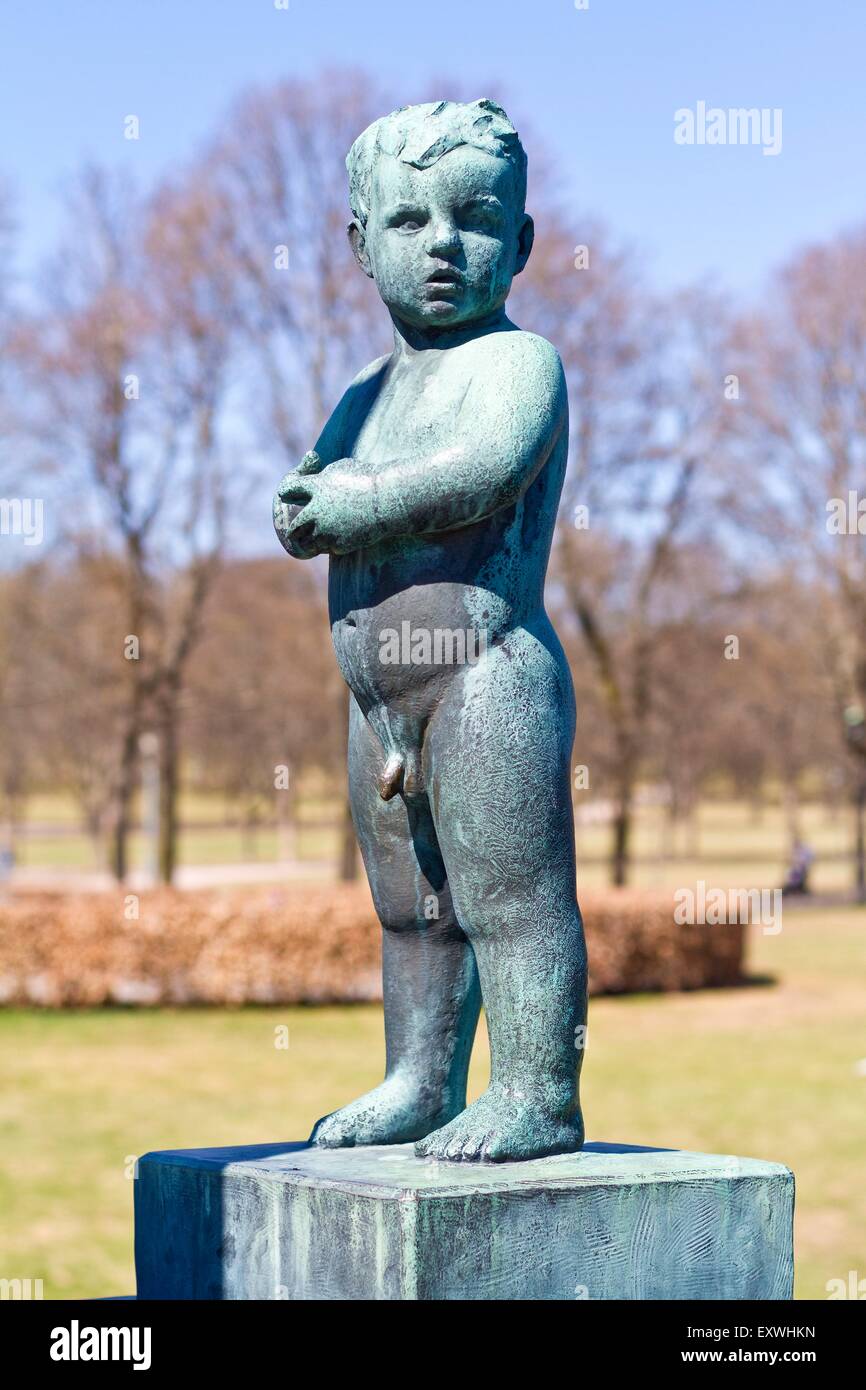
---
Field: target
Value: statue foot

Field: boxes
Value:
[309,1076,458,1149]
[414,1087,584,1163]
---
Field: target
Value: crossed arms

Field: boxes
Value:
[273,334,566,560]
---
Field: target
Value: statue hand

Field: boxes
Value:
[273,457,372,558]
[273,450,326,557]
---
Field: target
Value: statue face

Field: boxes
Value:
[360,146,529,331]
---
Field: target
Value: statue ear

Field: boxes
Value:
[513,214,535,277]
[348,219,374,278]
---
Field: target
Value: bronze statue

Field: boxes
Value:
[274,100,586,1162]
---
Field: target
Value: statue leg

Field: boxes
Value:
[416,628,588,1162]
[310,695,481,1148]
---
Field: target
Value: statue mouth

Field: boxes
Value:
[425,267,463,291]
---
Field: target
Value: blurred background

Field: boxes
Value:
[0,0,864,1300]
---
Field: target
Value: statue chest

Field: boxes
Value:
[349,361,468,470]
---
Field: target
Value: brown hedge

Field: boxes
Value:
[0,884,745,1007]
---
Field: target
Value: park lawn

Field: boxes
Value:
[15,824,341,872]
[0,904,863,1300]
[11,796,865,897]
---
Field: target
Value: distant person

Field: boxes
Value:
[783,840,814,895]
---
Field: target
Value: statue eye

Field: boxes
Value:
[389,211,425,233]
[459,205,501,233]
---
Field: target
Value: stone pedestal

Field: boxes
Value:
[134,1140,794,1300]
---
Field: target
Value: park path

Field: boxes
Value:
[4,859,335,894]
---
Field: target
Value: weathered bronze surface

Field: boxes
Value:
[274,100,587,1162]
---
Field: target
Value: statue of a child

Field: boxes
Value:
[274,99,587,1162]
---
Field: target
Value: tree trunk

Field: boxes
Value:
[157,687,180,886]
[86,808,107,871]
[611,789,632,887]
[112,542,148,884]
[276,777,296,862]
[782,778,801,850]
[111,718,139,882]
[242,804,261,861]
[610,739,637,887]
[855,777,866,905]
[663,783,678,861]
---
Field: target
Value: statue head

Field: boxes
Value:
[346,99,534,333]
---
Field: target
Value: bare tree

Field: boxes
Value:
[199,73,389,878]
[516,215,737,882]
[21,167,234,881]
[184,557,343,862]
[740,228,866,895]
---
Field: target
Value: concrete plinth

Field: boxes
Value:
[134,1140,794,1300]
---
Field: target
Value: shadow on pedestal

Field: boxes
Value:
[134,1140,794,1301]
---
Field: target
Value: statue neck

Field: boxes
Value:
[390,307,512,357]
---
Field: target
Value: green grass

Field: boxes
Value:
[15,778,348,871]
[575,798,860,892]
[15,819,340,870]
[0,904,863,1299]
[12,794,865,892]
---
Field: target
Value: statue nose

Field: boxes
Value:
[427,221,460,256]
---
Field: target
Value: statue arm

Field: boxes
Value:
[273,355,389,558]
[280,338,566,557]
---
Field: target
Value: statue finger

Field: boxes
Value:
[297,450,324,475]
[278,477,314,504]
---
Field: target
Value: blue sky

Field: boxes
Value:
[0,0,863,296]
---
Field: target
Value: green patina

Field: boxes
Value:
[273,98,587,1163]
[135,1142,795,1299]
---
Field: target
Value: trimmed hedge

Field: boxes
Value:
[0,884,745,1007]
